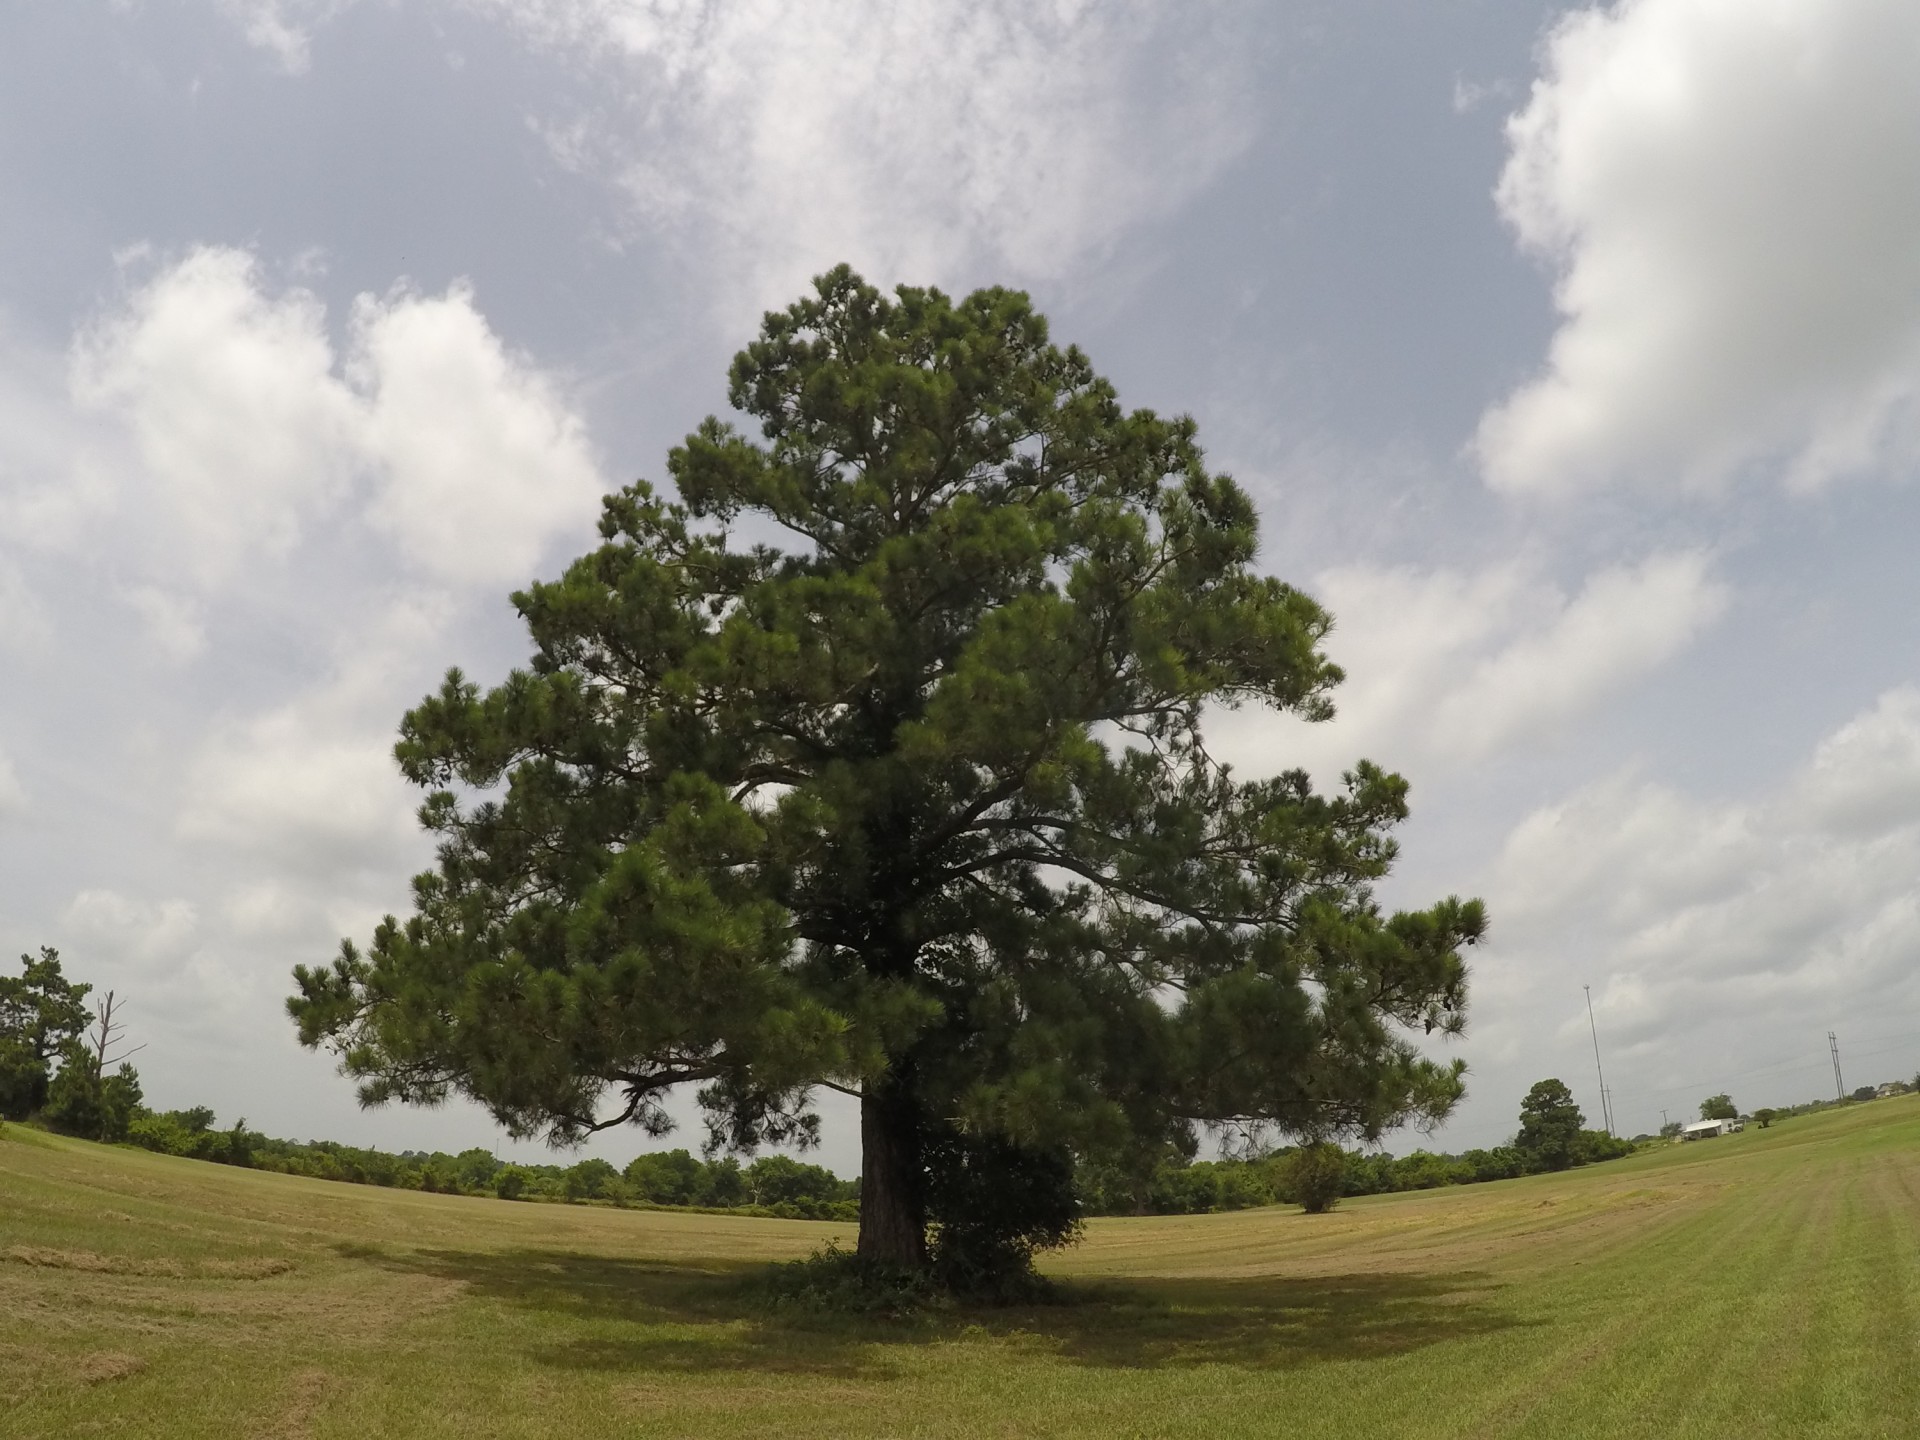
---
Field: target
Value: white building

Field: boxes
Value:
[1678,1116,1744,1142]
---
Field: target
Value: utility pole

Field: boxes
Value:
[1660,1108,1669,1132]
[1829,1031,1845,1101]
[1585,985,1614,1136]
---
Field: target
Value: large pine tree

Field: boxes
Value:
[291,268,1483,1278]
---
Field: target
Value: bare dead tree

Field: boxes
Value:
[86,990,145,1080]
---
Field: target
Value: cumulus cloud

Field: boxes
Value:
[513,1,1258,301]
[1478,0,1920,497]
[212,0,1261,311]
[1475,686,1920,1115]
[350,283,604,586]
[176,712,418,873]
[1211,550,1729,782]
[69,247,603,591]
[72,248,360,585]
[175,591,453,879]
[213,0,353,72]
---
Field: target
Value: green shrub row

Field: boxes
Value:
[1079,1129,1638,1216]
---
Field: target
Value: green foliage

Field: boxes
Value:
[288,266,1485,1277]
[43,1055,143,1142]
[625,1147,704,1205]
[1516,1079,1585,1171]
[1660,1120,1682,1139]
[1281,1142,1348,1213]
[128,1107,253,1163]
[760,1242,942,1318]
[1751,1108,1777,1129]
[1700,1094,1737,1121]
[1576,1130,1635,1164]
[922,1128,1079,1299]
[116,1102,857,1217]
[0,947,91,1064]
[564,1156,620,1201]
[0,947,91,1119]
[0,1035,48,1121]
[1851,1086,1877,1103]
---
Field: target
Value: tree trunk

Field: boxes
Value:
[857,1075,926,1267]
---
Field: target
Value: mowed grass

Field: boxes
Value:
[4,1099,1919,1439]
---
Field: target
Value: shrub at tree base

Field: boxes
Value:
[923,1128,1080,1300]
[1281,1142,1348,1214]
[761,1243,945,1318]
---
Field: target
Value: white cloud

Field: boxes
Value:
[213,0,353,72]
[71,247,362,585]
[0,748,25,816]
[219,1,1261,312]
[1478,0,1920,497]
[177,713,416,872]
[125,585,210,662]
[1481,686,1920,1065]
[174,593,453,878]
[523,1,1260,306]
[1791,686,1920,837]
[1211,550,1728,782]
[350,283,605,586]
[68,247,604,591]
[63,889,200,966]
[0,559,49,654]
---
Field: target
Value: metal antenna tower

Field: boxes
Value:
[1585,985,1614,1136]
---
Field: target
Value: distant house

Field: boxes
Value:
[1875,1082,1908,1099]
[1679,1117,1744,1142]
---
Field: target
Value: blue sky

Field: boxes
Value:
[5,1,1920,1171]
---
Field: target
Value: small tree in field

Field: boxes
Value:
[1700,1094,1736,1121]
[1515,1080,1584,1171]
[1752,1108,1777,1129]
[0,947,92,1120]
[289,267,1484,1287]
[1281,1142,1348,1214]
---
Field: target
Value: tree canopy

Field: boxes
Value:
[0,947,92,1121]
[289,267,1484,1283]
[1515,1079,1584,1171]
[1700,1094,1737,1121]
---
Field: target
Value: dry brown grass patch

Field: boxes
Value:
[2,1245,294,1280]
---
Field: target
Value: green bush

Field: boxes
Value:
[923,1128,1080,1300]
[761,1242,941,1317]
[1280,1142,1348,1214]
[43,1059,143,1142]
[0,1038,48,1122]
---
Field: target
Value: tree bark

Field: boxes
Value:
[856,1074,926,1267]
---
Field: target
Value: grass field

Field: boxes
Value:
[4,1098,1918,1439]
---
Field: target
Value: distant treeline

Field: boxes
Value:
[116,1105,1637,1220]
[123,1107,860,1220]
[1080,1129,1638,1216]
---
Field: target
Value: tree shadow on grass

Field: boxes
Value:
[344,1243,1524,1378]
